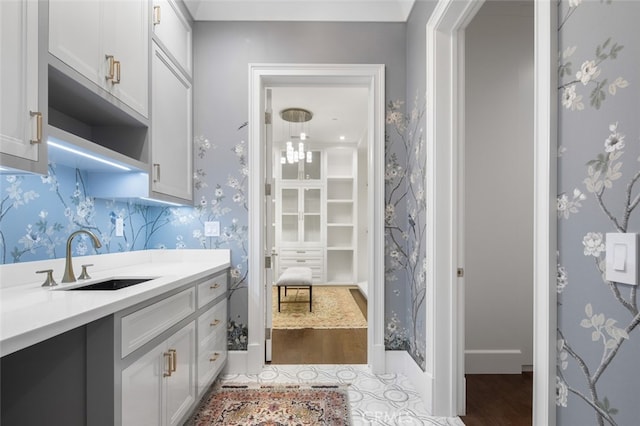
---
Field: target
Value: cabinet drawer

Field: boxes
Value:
[279,257,323,267]
[197,271,228,309]
[197,299,227,348]
[280,248,323,258]
[197,332,227,395]
[121,287,195,357]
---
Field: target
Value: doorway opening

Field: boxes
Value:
[268,86,369,364]
[247,64,386,375]
[461,1,534,424]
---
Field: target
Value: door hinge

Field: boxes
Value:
[265,112,272,125]
[265,256,272,269]
[457,268,464,278]
[265,183,272,196]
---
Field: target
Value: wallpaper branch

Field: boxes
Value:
[557,1,640,424]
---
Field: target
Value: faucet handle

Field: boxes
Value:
[79,264,94,280]
[36,269,57,287]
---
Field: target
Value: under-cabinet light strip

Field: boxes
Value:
[47,140,132,171]
[139,197,183,207]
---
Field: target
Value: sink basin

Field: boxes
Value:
[66,278,153,291]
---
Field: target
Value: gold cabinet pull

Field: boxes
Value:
[153,163,160,182]
[210,283,220,290]
[113,60,121,84]
[29,111,42,144]
[210,319,220,327]
[153,5,161,25]
[105,55,115,81]
[209,352,220,362]
[169,349,177,372]
[163,351,173,377]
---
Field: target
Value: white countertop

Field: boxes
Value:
[0,249,230,358]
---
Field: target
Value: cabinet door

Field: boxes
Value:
[151,43,193,202]
[121,341,163,426]
[49,0,102,84]
[152,0,192,76]
[105,0,149,117]
[164,321,196,426]
[0,0,44,170]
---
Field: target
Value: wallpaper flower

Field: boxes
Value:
[557,1,640,424]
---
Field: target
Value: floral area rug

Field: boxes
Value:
[185,382,351,425]
[272,286,367,329]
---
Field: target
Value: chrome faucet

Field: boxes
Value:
[62,230,102,283]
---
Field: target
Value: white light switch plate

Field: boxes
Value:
[606,233,638,285]
[204,221,220,237]
[115,218,124,237]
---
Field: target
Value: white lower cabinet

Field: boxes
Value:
[114,271,228,425]
[122,321,196,426]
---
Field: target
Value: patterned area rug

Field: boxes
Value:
[272,286,367,329]
[186,382,351,425]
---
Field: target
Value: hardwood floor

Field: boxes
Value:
[271,287,367,365]
[461,373,533,426]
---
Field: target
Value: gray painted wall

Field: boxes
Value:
[557,1,640,424]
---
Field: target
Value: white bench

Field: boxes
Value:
[275,267,313,312]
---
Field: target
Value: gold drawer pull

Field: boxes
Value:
[169,349,177,372]
[210,319,221,327]
[153,5,161,25]
[210,283,220,290]
[163,350,173,377]
[105,55,115,81]
[209,352,220,362]
[113,60,121,84]
[29,111,42,144]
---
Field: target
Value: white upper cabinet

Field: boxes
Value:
[152,0,192,77]
[151,42,193,202]
[0,0,46,173]
[49,0,149,118]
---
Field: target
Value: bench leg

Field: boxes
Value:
[309,286,312,312]
[278,285,281,312]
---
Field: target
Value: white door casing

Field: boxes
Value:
[425,0,556,422]
[247,63,385,374]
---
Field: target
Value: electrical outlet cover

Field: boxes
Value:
[204,221,220,237]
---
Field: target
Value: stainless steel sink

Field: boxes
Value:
[62,277,154,291]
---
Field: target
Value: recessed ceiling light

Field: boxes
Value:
[339,136,346,141]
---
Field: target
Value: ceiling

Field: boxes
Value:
[271,86,369,149]
[183,0,416,22]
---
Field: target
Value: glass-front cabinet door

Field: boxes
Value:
[276,185,323,246]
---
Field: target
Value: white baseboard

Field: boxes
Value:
[224,350,249,375]
[465,349,522,374]
[386,350,433,414]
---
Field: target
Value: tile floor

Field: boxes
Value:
[219,364,465,426]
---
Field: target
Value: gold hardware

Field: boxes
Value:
[105,55,115,81]
[457,268,464,278]
[169,349,177,372]
[153,163,160,182]
[113,60,121,84]
[209,352,220,362]
[210,283,220,289]
[296,260,305,263]
[210,319,220,327]
[163,351,173,377]
[36,269,57,287]
[30,111,42,144]
[153,5,161,25]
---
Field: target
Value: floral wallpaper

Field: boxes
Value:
[557,0,640,424]
[384,96,427,370]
